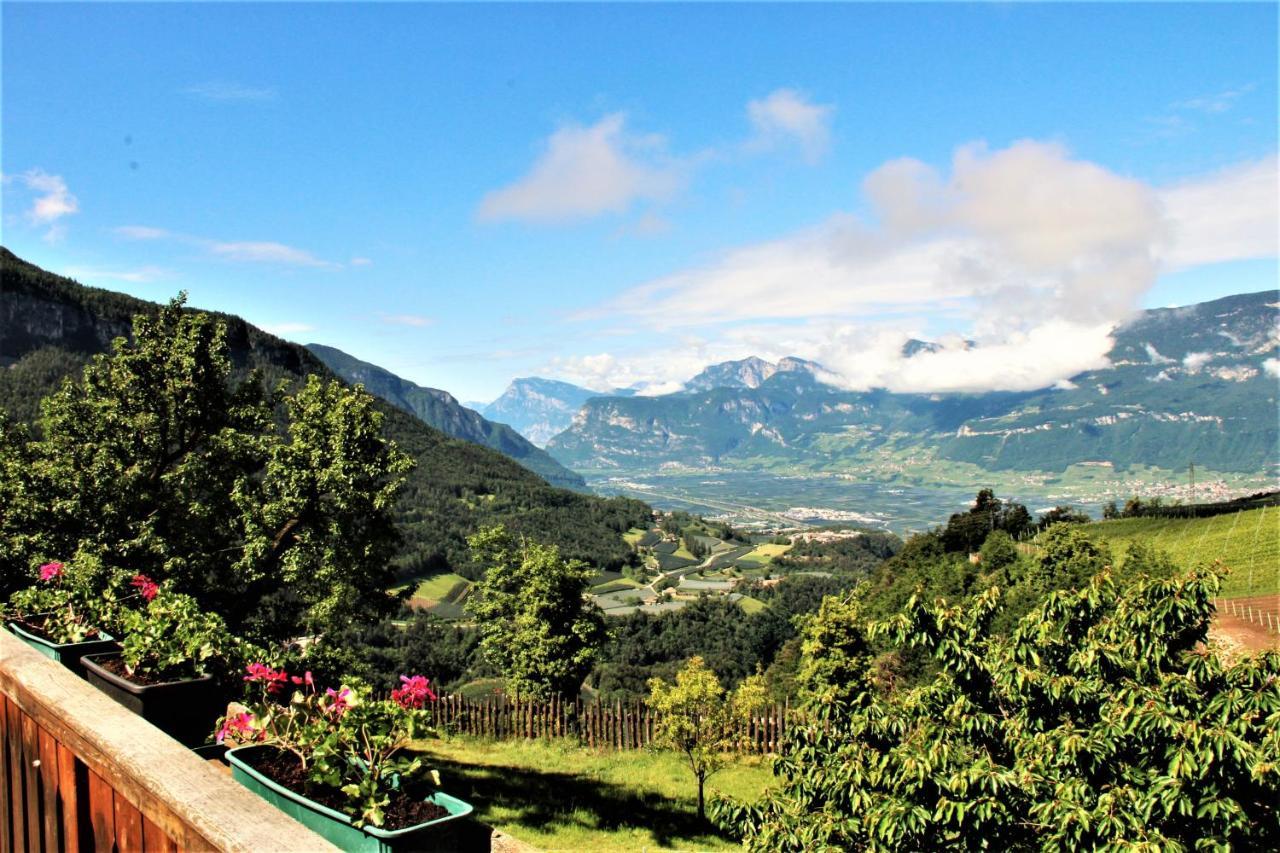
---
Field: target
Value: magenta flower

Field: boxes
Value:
[39,562,64,582]
[216,712,257,744]
[131,573,159,602]
[326,687,353,717]
[391,674,436,709]
[244,662,290,694]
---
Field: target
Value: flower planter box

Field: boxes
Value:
[4,621,118,678]
[226,745,474,852]
[82,653,222,747]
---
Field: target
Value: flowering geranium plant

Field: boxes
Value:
[220,664,440,828]
[5,554,120,643]
[115,582,232,681]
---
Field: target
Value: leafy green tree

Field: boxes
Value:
[977,529,1020,575]
[3,297,412,640]
[1031,523,1112,593]
[648,656,768,820]
[714,566,1280,850]
[464,525,607,700]
[1036,504,1092,531]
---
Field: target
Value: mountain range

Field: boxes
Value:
[0,248,649,576]
[306,344,585,491]
[479,377,636,447]
[485,292,1279,481]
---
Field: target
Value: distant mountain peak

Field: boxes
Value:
[685,356,824,392]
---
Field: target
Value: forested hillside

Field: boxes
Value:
[0,248,650,577]
[307,343,586,491]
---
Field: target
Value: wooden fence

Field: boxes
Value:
[432,694,792,753]
[0,627,336,852]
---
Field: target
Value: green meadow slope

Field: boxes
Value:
[1083,506,1279,598]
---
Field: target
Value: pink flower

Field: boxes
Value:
[244,662,290,694]
[131,574,159,602]
[290,671,315,687]
[391,674,436,709]
[39,562,64,582]
[216,712,256,744]
[325,687,353,717]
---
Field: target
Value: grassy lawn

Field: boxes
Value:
[1081,506,1279,598]
[623,528,648,546]
[419,737,772,852]
[737,596,767,615]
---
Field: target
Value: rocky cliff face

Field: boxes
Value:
[547,291,1279,477]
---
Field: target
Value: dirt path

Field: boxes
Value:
[1211,595,1280,653]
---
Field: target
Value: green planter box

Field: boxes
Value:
[82,653,221,747]
[4,621,118,678]
[226,745,474,852]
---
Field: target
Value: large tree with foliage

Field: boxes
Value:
[464,525,607,699]
[714,565,1280,850]
[1,297,412,639]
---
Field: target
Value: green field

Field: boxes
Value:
[419,737,769,852]
[735,542,792,566]
[737,595,767,615]
[409,572,471,603]
[1082,506,1279,598]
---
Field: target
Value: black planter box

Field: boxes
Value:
[82,653,222,747]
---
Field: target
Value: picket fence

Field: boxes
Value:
[431,694,792,753]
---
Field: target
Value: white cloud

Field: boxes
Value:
[5,169,79,241]
[746,88,834,163]
[380,314,433,328]
[1182,351,1212,373]
[1263,358,1280,378]
[110,225,340,268]
[1144,344,1174,364]
[262,322,314,337]
[114,225,171,240]
[184,82,277,102]
[62,265,168,284]
[477,114,681,223]
[1173,83,1254,114]
[208,241,332,267]
[572,142,1280,395]
[1158,156,1279,270]
[350,257,373,266]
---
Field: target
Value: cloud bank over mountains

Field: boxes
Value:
[554,143,1278,396]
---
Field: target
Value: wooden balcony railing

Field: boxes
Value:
[0,627,338,852]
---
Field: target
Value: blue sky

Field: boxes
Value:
[3,2,1277,401]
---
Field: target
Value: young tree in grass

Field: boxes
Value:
[648,656,768,820]
[465,525,607,700]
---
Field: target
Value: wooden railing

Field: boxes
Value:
[0,628,337,852]
[432,694,794,753]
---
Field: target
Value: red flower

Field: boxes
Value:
[39,562,64,582]
[391,674,436,709]
[131,574,159,602]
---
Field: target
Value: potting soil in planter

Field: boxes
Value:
[5,620,118,677]
[81,653,221,747]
